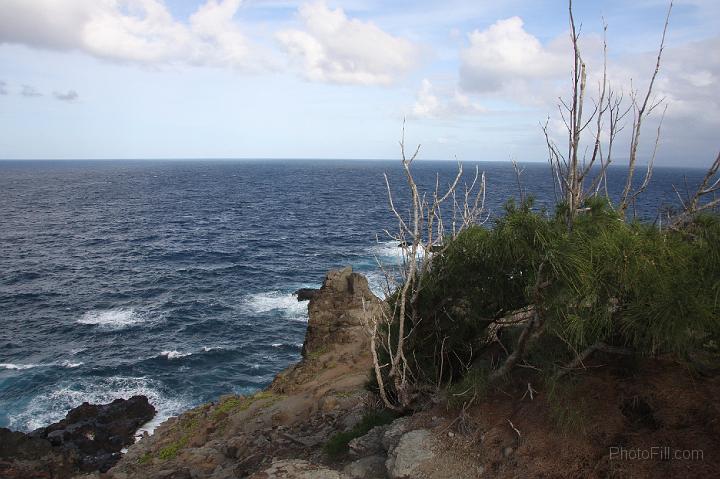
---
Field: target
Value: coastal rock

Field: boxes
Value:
[342,455,387,479]
[110,268,380,479]
[37,395,156,471]
[294,288,320,301]
[0,396,155,478]
[385,429,438,479]
[0,428,75,479]
[249,459,349,479]
[348,425,387,458]
[381,417,412,452]
[302,266,382,358]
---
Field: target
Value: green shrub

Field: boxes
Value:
[376,198,720,400]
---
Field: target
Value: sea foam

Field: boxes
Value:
[61,361,84,368]
[371,240,405,261]
[244,291,308,322]
[0,363,39,370]
[77,308,146,329]
[159,350,192,360]
[1,361,83,370]
[8,376,188,434]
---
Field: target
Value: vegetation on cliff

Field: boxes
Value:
[368,0,720,412]
[400,200,719,398]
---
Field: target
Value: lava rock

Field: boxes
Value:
[294,288,320,301]
[1,395,156,478]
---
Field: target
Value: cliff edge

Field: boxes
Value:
[58,266,720,479]
[105,266,383,479]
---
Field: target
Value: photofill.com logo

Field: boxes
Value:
[609,446,704,461]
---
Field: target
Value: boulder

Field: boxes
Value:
[385,429,438,479]
[348,425,387,458]
[381,417,412,452]
[342,455,387,479]
[249,459,349,479]
[37,395,155,472]
[0,395,155,478]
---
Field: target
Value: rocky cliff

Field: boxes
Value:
[104,266,386,479]
[7,266,718,479]
[102,266,720,479]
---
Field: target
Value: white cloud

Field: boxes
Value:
[412,79,484,118]
[459,16,566,93]
[277,1,419,85]
[0,0,262,70]
[652,37,720,121]
[633,36,720,160]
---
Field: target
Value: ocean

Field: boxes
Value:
[0,159,707,432]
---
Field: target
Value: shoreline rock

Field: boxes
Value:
[9,265,715,478]
[0,395,155,478]
[302,266,380,358]
[293,288,319,302]
[108,266,382,479]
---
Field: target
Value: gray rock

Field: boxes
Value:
[340,410,364,431]
[155,469,192,479]
[249,459,349,479]
[348,425,387,458]
[381,417,412,452]
[210,464,240,479]
[385,429,437,479]
[343,455,387,479]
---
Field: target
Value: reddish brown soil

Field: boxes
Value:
[424,354,719,479]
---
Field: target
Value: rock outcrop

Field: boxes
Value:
[7,265,719,479]
[302,266,380,358]
[293,288,319,302]
[385,429,438,479]
[249,459,349,479]
[108,266,383,479]
[0,395,155,478]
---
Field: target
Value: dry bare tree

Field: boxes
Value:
[545,0,673,224]
[364,122,487,411]
[670,151,720,227]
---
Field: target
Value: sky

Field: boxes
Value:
[0,0,717,166]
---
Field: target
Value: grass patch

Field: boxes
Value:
[307,346,330,361]
[158,436,189,460]
[155,406,209,461]
[323,409,398,458]
[137,452,152,465]
[447,367,489,409]
[212,396,247,418]
[545,379,589,434]
[212,391,282,419]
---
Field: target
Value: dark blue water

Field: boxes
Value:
[0,160,705,431]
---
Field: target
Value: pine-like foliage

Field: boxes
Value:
[389,199,720,392]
